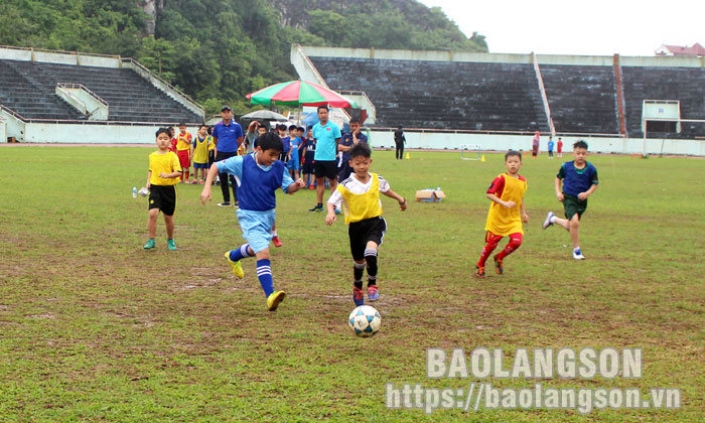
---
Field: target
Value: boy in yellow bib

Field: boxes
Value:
[325,143,407,306]
[476,150,529,277]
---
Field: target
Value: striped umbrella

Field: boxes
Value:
[246,80,357,108]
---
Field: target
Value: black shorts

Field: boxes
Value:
[314,160,337,180]
[302,160,314,174]
[348,217,387,261]
[149,185,177,216]
[563,194,587,220]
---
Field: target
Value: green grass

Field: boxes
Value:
[0,146,702,422]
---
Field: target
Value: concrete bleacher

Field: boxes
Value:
[310,57,549,132]
[622,66,705,138]
[540,65,618,134]
[0,59,201,123]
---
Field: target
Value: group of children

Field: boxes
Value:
[143,121,599,312]
[165,123,216,184]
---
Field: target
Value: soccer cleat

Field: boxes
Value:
[475,265,486,278]
[224,251,245,278]
[143,239,156,250]
[308,185,315,190]
[542,211,555,229]
[308,204,323,212]
[217,201,231,207]
[573,249,586,260]
[167,239,177,251]
[493,256,504,275]
[272,236,283,248]
[353,286,365,306]
[367,285,379,301]
[267,291,286,311]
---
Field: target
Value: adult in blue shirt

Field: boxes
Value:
[309,106,342,212]
[337,118,368,182]
[212,105,244,207]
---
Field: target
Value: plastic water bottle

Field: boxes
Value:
[132,186,137,198]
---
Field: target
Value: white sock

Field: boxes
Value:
[272,230,278,237]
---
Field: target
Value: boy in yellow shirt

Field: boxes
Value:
[325,143,407,306]
[476,150,529,277]
[190,124,214,184]
[144,128,182,250]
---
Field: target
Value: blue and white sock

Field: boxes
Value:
[229,244,253,262]
[257,259,274,297]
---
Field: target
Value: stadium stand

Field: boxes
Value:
[0,59,201,123]
[309,57,549,133]
[540,65,619,135]
[622,66,705,138]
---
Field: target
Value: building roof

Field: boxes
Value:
[656,43,705,57]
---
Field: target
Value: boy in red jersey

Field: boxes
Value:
[476,150,529,277]
[176,122,193,182]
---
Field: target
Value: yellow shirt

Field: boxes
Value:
[176,132,192,151]
[192,136,213,164]
[484,173,527,236]
[338,173,383,224]
[149,151,181,186]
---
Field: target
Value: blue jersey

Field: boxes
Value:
[548,141,555,151]
[302,138,316,162]
[557,161,598,197]
[312,121,341,161]
[216,153,295,211]
[339,131,368,164]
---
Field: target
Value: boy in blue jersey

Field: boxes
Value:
[542,140,599,260]
[200,132,306,311]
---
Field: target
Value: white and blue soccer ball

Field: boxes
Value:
[348,305,381,337]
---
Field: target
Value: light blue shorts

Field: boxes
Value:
[236,208,275,253]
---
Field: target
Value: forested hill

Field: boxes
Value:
[0,0,487,114]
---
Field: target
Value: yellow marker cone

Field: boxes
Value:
[481,155,486,162]
[405,152,410,159]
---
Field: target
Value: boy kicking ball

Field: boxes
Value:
[475,150,529,277]
[542,140,599,260]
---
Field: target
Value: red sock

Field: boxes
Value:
[495,233,523,261]
[477,232,502,267]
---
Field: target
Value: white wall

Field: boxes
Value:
[366,130,705,156]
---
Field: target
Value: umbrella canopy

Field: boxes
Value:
[246,80,358,108]
[241,110,288,121]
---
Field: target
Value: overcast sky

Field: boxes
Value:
[417,0,704,56]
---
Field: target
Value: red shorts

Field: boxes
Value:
[177,149,190,169]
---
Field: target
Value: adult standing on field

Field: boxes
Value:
[394,125,406,160]
[308,105,341,212]
[212,105,244,207]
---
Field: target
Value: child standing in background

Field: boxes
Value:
[191,124,214,184]
[547,136,555,159]
[176,123,192,182]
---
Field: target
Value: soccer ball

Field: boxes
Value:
[348,305,381,337]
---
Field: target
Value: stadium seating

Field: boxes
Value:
[540,65,618,135]
[622,66,705,138]
[310,57,549,133]
[0,59,200,123]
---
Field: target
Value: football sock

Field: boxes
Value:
[230,244,253,262]
[354,262,365,282]
[477,239,500,267]
[272,230,278,237]
[495,234,523,260]
[185,171,190,180]
[364,248,378,284]
[354,280,363,290]
[256,259,274,297]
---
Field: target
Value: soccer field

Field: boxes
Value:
[0,146,702,422]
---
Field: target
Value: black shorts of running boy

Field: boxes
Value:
[348,216,387,261]
[148,185,177,216]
